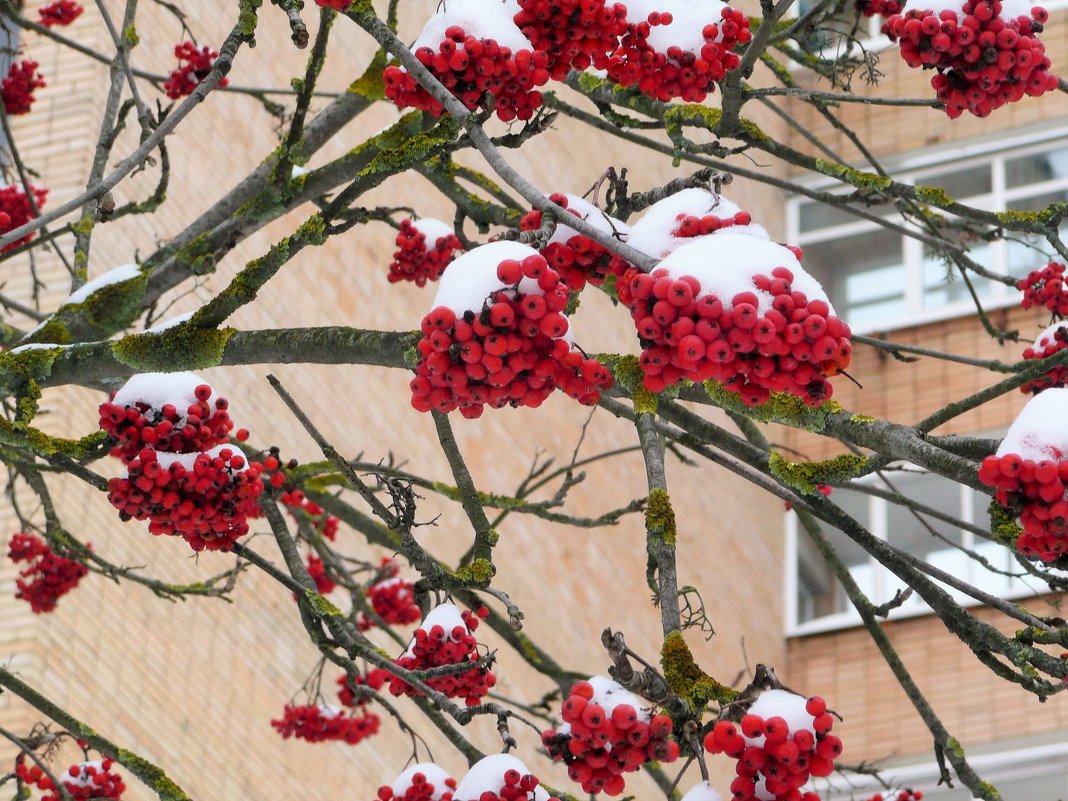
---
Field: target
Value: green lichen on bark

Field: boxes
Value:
[769,452,867,494]
[361,115,462,177]
[702,380,841,431]
[660,630,737,713]
[452,557,495,586]
[987,499,1021,548]
[111,326,235,372]
[598,354,658,414]
[914,184,953,207]
[114,750,191,801]
[812,159,893,191]
[995,203,1068,227]
[349,48,387,99]
[646,488,677,545]
[304,589,342,617]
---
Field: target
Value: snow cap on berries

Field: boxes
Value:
[545,194,630,247]
[628,189,760,259]
[584,674,650,719]
[624,0,736,52]
[388,763,458,801]
[433,241,558,317]
[453,754,552,801]
[111,371,215,416]
[997,388,1068,462]
[742,689,817,746]
[680,782,723,801]
[405,602,470,656]
[410,0,530,54]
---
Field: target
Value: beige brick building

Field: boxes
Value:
[0,1,1063,801]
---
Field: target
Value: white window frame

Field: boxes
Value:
[786,124,1068,336]
[784,467,1046,637]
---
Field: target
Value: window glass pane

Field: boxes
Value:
[804,228,905,330]
[1006,144,1068,188]
[915,165,992,200]
[1005,189,1068,279]
[799,200,895,232]
[795,489,870,624]
[922,241,994,310]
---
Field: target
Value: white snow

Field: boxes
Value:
[433,242,546,314]
[1031,320,1068,351]
[742,689,816,748]
[317,704,343,719]
[628,189,745,259]
[292,165,309,178]
[412,218,457,246]
[62,264,142,306]
[624,0,731,53]
[9,342,65,353]
[547,195,630,248]
[656,234,832,316]
[454,754,546,801]
[586,675,650,720]
[680,781,723,801]
[902,0,1030,18]
[391,763,456,801]
[154,445,237,472]
[63,761,106,790]
[112,372,212,413]
[411,0,531,54]
[998,387,1068,462]
[145,311,195,334]
[405,602,469,656]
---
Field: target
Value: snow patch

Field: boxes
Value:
[391,763,456,800]
[998,387,1068,462]
[624,0,731,53]
[63,761,106,790]
[1031,320,1068,351]
[62,264,142,306]
[411,0,531,54]
[145,311,195,334]
[681,781,723,801]
[656,235,831,316]
[587,675,650,720]
[548,195,630,248]
[454,754,544,801]
[413,217,456,245]
[155,445,238,472]
[628,189,745,259]
[742,689,816,749]
[9,342,65,353]
[112,372,211,412]
[405,602,469,656]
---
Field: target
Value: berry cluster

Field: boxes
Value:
[542,676,678,796]
[2,60,45,116]
[305,554,336,595]
[411,244,613,418]
[704,690,840,801]
[39,0,84,27]
[454,755,561,801]
[886,1,1055,118]
[376,764,457,801]
[163,42,227,99]
[856,0,902,18]
[0,183,48,253]
[107,447,265,551]
[8,532,88,614]
[1020,321,1068,394]
[617,239,851,406]
[1018,260,1068,316]
[383,27,548,122]
[271,704,381,745]
[362,559,422,629]
[672,209,753,240]
[606,7,752,102]
[337,668,389,707]
[280,486,340,540]
[979,455,1068,562]
[627,189,760,260]
[389,218,464,287]
[866,791,924,801]
[17,758,126,801]
[98,379,233,462]
[512,0,629,79]
[388,603,495,706]
[314,0,351,8]
[518,194,631,291]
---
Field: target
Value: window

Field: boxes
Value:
[787,133,1068,334]
[784,468,1041,636]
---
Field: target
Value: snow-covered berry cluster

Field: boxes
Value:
[856,0,903,18]
[979,388,1068,562]
[98,375,234,462]
[376,764,458,801]
[518,194,631,291]
[626,189,768,261]
[411,242,613,418]
[163,42,227,99]
[886,0,1055,118]
[101,373,263,552]
[704,690,840,801]
[606,2,752,103]
[542,676,679,796]
[271,703,381,744]
[8,532,88,614]
[673,208,753,240]
[1018,260,1068,316]
[2,60,45,116]
[337,668,390,707]
[39,0,84,27]
[17,758,126,801]
[361,559,422,630]
[617,236,851,406]
[388,603,495,706]
[389,218,464,287]
[865,791,924,801]
[513,0,629,79]
[1020,321,1068,394]
[383,0,549,122]
[0,183,48,253]
[453,754,561,801]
